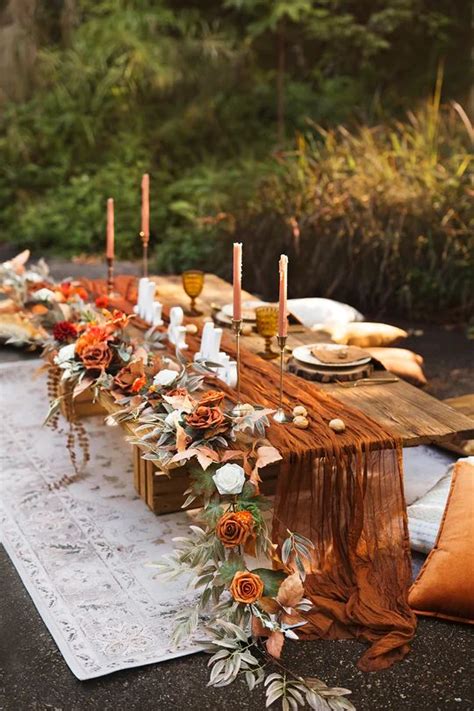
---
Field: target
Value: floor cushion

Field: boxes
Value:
[287,298,363,329]
[409,458,474,623]
[366,347,427,386]
[403,446,455,506]
[407,473,452,553]
[314,322,408,348]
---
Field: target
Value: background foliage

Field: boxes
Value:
[0,0,472,318]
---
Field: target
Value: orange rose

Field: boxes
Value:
[114,360,145,392]
[216,511,254,548]
[185,405,226,432]
[75,326,110,356]
[199,390,226,407]
[230,571,264,604]
[80,341,113,371]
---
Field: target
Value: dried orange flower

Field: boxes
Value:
[230,571,264,604]
[216,511,254,548]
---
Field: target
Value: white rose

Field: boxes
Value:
[212,463,246,496]
[32,288,55,302]
[54,343,76,365]
[164,410,181,429]
[153,369,178,387]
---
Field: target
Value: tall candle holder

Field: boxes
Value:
[140,230,149,277]
[273,335,290,423]
[107,256,115,297]
[231,318,244,416]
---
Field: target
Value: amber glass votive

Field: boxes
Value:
[255,306,279,360]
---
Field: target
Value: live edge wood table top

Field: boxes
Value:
[146,273,474,449]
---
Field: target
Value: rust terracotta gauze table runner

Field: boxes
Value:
[84,276,417,671]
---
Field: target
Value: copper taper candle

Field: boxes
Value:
[106,198,115,295]
[140,173,150,277]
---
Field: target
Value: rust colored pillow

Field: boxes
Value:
[366,347,427,386]
[409,459,474,623]
[319,322,408,348]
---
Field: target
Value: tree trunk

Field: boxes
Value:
[276,22,286,145]
[0,0,38,104]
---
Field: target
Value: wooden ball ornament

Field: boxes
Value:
[329,418,346,433]
[293,405,307,417]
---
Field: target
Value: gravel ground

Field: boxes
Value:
[1,259,473,710]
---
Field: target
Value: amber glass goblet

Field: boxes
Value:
[182,270,204,315]
[255,306,279,360]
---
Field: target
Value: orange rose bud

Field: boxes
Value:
[199,390,225,407]
[130,375,146,392]
[230,571,264,604]
[216,511,254,548]
[95,295,109,308]
[76,286,89,301]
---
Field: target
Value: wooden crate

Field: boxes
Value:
[97,389,279,514]
[60,383,106,419]
[132,449,279,515]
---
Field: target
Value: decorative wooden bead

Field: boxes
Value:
[293,415,309,429]
[241,324,253,336]
[293,405,307,417]
[329,418,346,433]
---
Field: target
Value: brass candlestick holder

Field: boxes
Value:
[107,256,115,297]
[231,318,245,416]
[273,335,290,423]
[140,230,149,277]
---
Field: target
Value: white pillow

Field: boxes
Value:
[408,475,452,554]
[287,298,363,329]
[403,446,455,505]
[407,456,474,554]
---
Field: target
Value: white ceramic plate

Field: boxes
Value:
[292,343,371,368]
[221,300,268,321]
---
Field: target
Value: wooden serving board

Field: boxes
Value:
[287,358,374,383]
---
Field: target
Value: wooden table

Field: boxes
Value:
[152,274,474,449]
[91,273,474,514]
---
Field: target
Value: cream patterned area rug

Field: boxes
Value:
[0,360,201,680]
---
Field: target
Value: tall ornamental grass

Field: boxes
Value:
[163,97,472,320]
